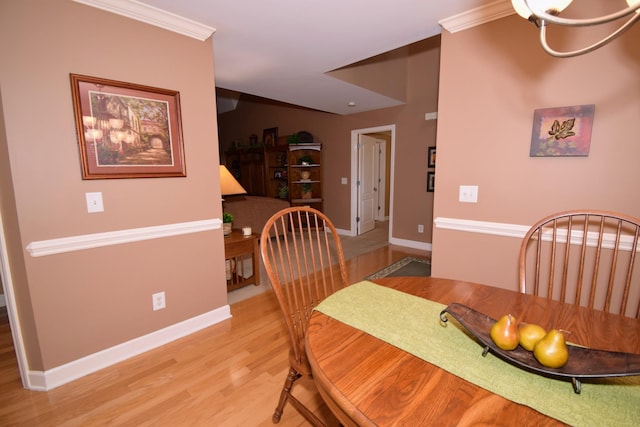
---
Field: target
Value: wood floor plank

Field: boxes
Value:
[0,244,429,426]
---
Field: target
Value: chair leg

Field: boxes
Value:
[273,366,301,423]
[273,367,327,426]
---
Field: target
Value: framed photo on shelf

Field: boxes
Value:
[274,170,282,179]
[427,171,435,192]
[70,74,186,179]
[263,127,278,147]
[428,146,436,168]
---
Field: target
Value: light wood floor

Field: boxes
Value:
[0,244,429,426]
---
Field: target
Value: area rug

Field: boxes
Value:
[366,256,431,279]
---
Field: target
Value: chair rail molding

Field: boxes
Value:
[26,218,221,257]
[435,217,529,238]
[434,217,640,252]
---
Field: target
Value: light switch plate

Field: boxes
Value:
[459,185,478,203]
[86,192,104,213]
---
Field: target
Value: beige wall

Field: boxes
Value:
[432,12,640,290]
[0,1,226,371]
[218,37,441,243]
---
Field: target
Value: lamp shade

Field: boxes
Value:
[511,0,573,19]
[219,165,247,196]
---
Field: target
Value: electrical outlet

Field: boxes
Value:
[152,292,166,311]
[418,224,424,233]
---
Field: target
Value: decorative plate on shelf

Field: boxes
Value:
[439,303,640,394]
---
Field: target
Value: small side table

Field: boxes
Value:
[223,229,260,291]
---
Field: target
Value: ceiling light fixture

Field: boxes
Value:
[511,0,640,58]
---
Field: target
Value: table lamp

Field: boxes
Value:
[220,165,246,235]
[219,165,246,198]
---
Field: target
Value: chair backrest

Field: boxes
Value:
[519,210,640,318]
[260,207,349,365]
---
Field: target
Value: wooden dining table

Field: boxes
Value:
[305,277,640,426]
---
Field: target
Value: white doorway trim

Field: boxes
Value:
[0,210,30,388]
[350,124,396,239]
[375,139,387,221]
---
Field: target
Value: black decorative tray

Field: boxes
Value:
[439,303,640,394]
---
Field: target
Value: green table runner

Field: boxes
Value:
[315,281,640,426]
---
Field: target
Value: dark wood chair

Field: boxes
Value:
[260,207,348,425]
[519,210,640,318]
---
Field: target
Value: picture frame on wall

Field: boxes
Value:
[428,146,436,168]
[70,74,186,179]
[427,172,435,192]
[263,127,278,147]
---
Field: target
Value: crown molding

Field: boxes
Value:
[73,0,216,41]
[439,0,515,34]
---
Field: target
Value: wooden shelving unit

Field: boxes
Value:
[224,141,322,209]
[264,146,289,199]
[287,143,322,212]
[224,146,266,196]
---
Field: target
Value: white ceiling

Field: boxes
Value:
[78,0,515,114]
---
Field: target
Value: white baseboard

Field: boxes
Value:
[334,227,431,250]
[333,228,355,237]
[27,305,231,391]
[389,236,432,252]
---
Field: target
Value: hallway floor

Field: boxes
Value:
[227,220,392,304]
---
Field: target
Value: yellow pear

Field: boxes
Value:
[518,323,547,351]
[533,329,569,368]
[490,314,519,351]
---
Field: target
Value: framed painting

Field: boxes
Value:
[428,147,436,168]
[427,172,435,192]
[529,104,595,157]
[70,74,186,179]
[263,127,278,147]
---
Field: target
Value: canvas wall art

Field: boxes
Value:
[529,104,595,157]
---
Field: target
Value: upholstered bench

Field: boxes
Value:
[224,195,290,236]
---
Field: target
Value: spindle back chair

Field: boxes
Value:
[519,210,640,318]
[260,207,348,425]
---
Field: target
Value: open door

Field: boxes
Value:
[350,125,394,239]
[357,135,377,235]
